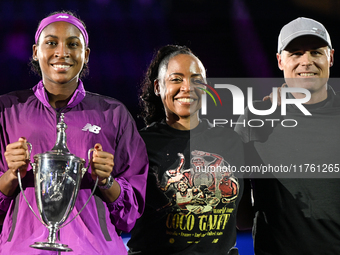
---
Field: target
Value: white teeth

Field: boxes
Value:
[53,65,70,69]
[177,98,194,103]
[299,73,315,77]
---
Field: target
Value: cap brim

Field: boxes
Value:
[279,32,331,53]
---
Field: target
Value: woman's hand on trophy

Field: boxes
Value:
[5,137,30,180]
[90,143,114,186]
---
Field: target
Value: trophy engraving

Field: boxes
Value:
[17,113,98,251]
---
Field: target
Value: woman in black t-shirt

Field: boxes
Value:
[128,45,245,255]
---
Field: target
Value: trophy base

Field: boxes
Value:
[30,242,72,252]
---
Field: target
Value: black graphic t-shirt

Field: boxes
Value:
[128,119,244,255]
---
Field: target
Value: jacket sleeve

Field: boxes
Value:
[0,117,14,215]
[0,191,13,216]
[0,147,12,216]
[106,109,148,233]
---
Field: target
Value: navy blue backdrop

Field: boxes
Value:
[1,1,339,254]
[1,0,339,128]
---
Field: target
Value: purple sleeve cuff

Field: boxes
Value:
[106,177,139,232]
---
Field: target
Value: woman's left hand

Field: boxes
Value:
[91,143,114,186]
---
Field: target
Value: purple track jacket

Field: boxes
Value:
[0,80,148,254]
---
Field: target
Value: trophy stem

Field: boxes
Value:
[30,224,72,251]
[48,224,58,243]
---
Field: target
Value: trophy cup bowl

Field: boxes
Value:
[17,113,97,252]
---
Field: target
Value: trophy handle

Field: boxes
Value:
[82,148,96,178]
[17,142,47,227]
[60,148,98,229]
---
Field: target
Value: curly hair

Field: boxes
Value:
[29,10,89,79]
[139,45,195,126]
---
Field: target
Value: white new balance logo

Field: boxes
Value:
[82,123,101,134]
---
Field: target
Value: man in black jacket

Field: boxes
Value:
[235,17,340,255]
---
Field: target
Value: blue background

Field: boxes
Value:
[1,0,339,129]
[1,1,339,254]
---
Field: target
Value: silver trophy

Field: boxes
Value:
[17,113,98,252]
